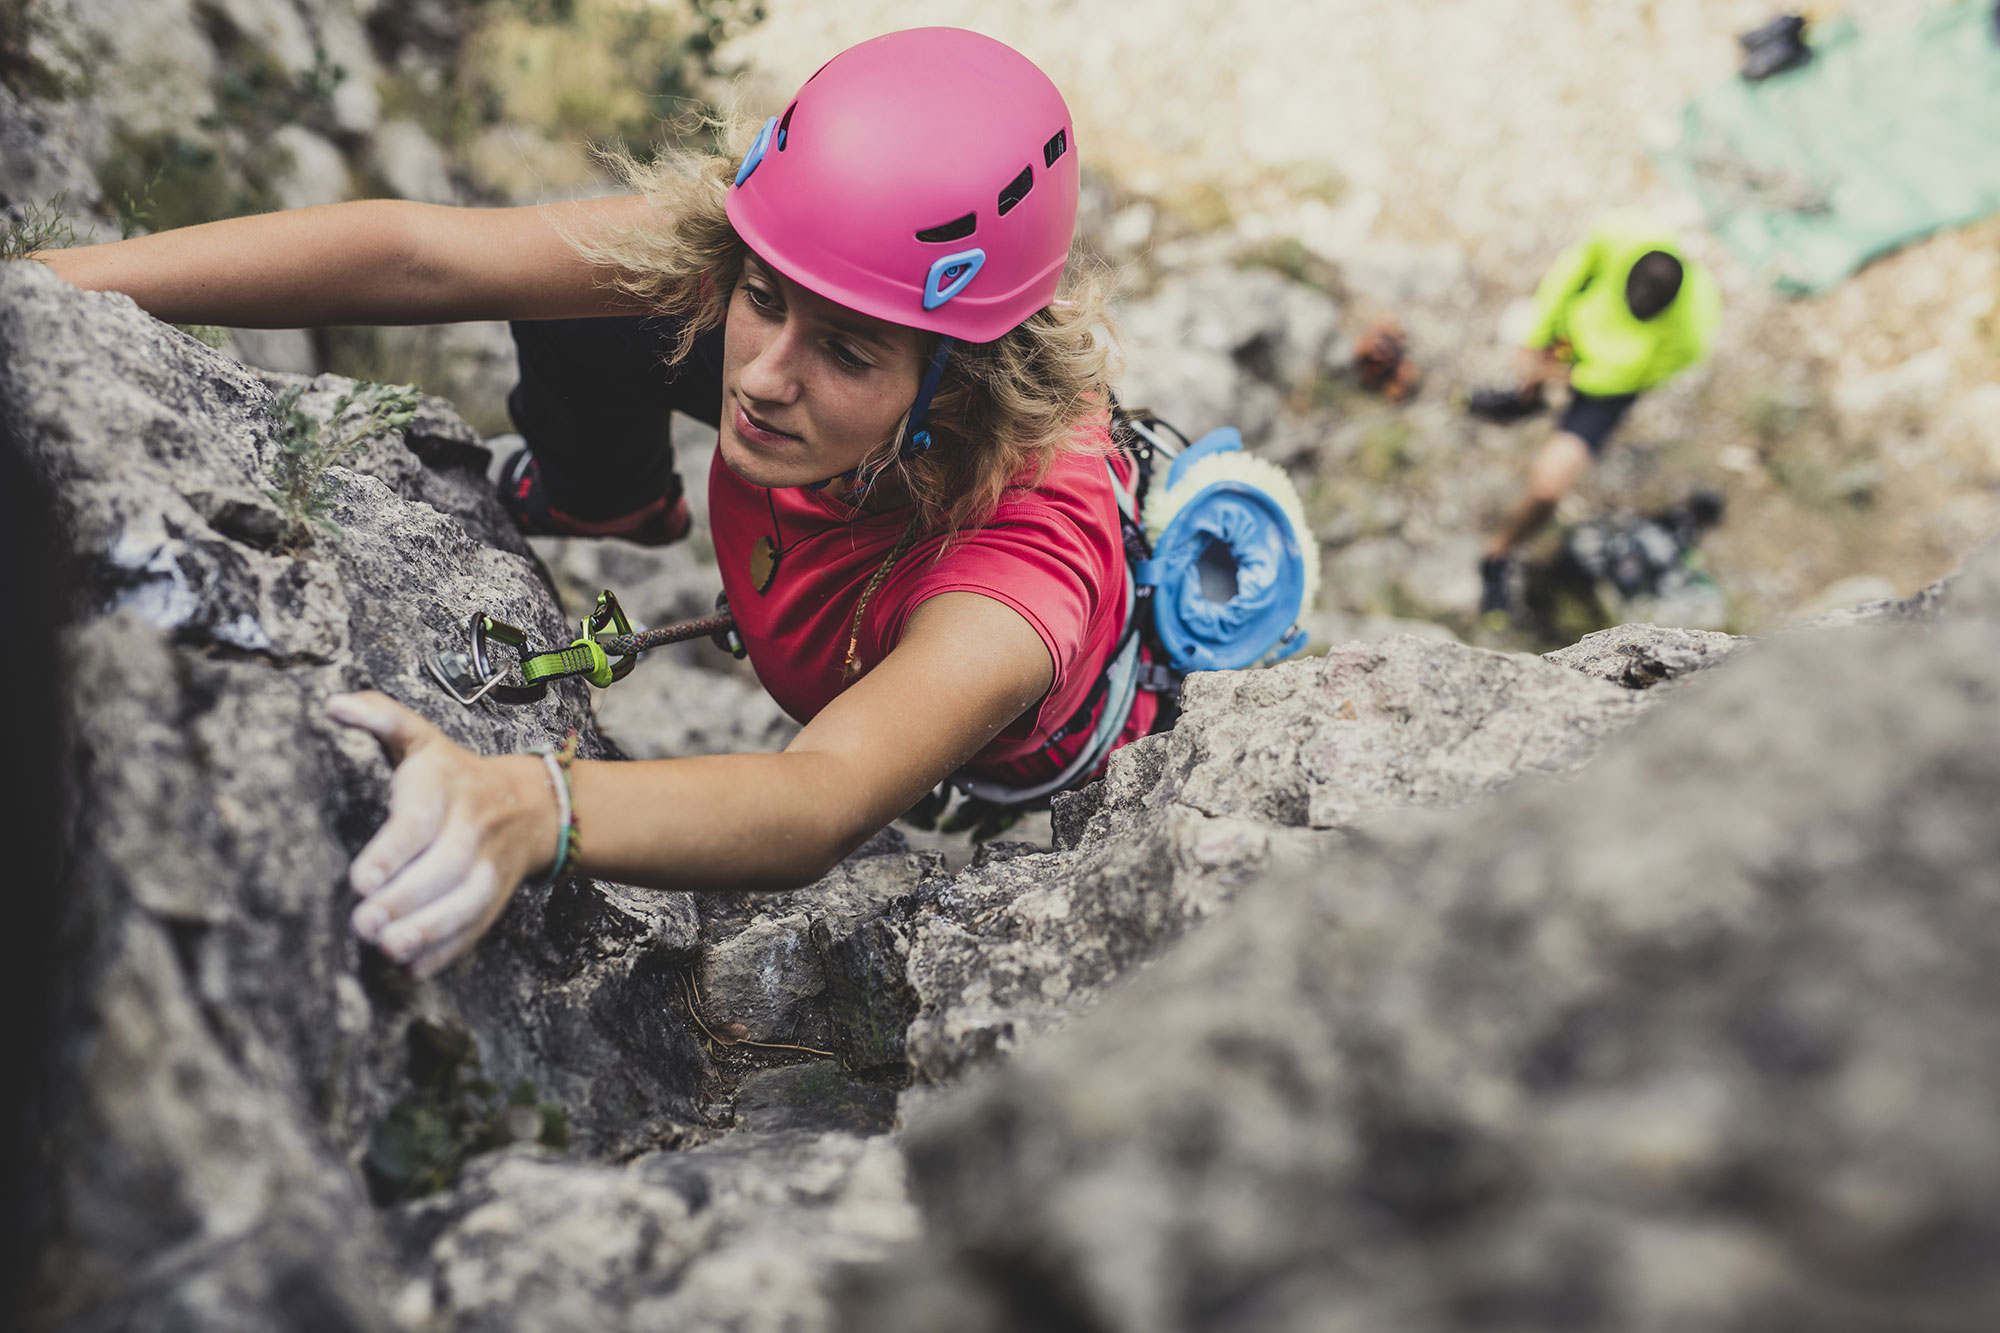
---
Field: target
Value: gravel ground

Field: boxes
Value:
[726,0,2000,635]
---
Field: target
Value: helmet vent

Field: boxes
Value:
[916,213,977,243]
[776,103,795,150]
[1043,129,1067,167]
[997,166,1034,217]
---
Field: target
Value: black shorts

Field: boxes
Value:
[1558,390,1638,456]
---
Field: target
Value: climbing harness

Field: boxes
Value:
[426,588,739,707]
[437,407,1315,835]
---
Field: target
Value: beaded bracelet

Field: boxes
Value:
[531,728,582,880]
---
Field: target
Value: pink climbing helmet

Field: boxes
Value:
[724,27,1079,345]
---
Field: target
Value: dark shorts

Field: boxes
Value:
[506,315,725,522]
[1558,389,1639,456]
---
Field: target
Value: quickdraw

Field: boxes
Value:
[427,588,740,706]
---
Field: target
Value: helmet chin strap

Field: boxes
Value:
[802,336,956,496]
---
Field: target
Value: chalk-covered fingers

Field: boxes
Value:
[349,768,451,899]
[351,823,480,945]
[329,689,561,975]
[376,859,510,975]
[330,691,460,896]
[399,866,521,981]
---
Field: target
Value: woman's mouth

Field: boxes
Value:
[732,396,801,447]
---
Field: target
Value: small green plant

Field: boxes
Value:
[1353,418,1414,484]
[0,192,75,259]
[98,127,288,238]
[267,380,421,550]
[176,323,232,349]
[1235,235,1343,296]
[110,165,163,239]
[364,1020,570,1205]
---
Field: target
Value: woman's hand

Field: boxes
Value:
[328,691,558,979]
[1515,342,1569,388]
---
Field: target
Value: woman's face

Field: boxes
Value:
[717,252,926,492]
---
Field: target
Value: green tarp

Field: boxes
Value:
[1661,1,2000,294]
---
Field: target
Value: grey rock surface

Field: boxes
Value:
[0,80,105,236]
[5,256,1003,1333]
[1784,560,1965,632]
[1116,264,1341,446]
[3,262,716,1327]
[733,1063,899,1136]
[1543,622,1752,691]
[394,1134,918,1333]
[898,637,1661,1088]
[698,836,941,1067]
[848,552,2000,1333]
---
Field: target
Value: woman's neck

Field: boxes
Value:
[824,467,912,515]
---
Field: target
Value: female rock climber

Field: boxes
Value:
[42,29,1161,978]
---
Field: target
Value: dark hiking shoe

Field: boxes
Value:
[1739,15,1811,82]
[1479,555,1513,616]
[1467,383,1547,423]
[498,447,691,547]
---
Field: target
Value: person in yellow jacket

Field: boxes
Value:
[1475,211,1721,615]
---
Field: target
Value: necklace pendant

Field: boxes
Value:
[751,534,780,593]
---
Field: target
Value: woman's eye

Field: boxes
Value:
[742,283,778,311]
[830,343,870,370]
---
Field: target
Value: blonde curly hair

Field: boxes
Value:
[568,116,1122,537]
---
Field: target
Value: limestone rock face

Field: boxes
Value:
[1116,264,1342,447]
[392,1135,918,1333]
[849,557,2000,1333]
[0,80,104,232]
[2,261,716,1328]
[1542,622,1752,691]
[698,839,941,1067]
[897,638,1659,1088]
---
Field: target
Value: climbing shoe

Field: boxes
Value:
[1479,554,1513,616]
[1467,383,1547,424]
[499,447,691,547]
[1739,15,1811,82]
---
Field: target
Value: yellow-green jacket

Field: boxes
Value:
[1522,211,1721,397]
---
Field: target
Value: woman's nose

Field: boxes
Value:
[738,321,804,404]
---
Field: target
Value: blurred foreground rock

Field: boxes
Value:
[849,563,2000,1332]
[11,257,2000,1331]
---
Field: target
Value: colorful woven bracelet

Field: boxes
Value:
[531,729,582,880]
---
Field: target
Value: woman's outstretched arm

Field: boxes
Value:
[329,591,1057,977]
[35,196,653,327]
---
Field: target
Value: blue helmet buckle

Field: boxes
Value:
[923,249,986,311]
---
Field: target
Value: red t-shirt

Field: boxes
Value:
[710,424,1159,789]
